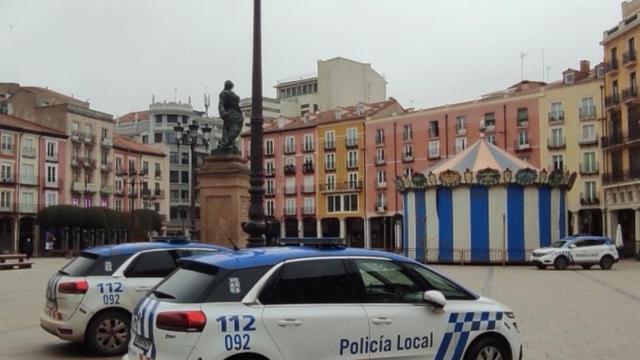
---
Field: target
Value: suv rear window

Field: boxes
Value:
[59,252,130,276]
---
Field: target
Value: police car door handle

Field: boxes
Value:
[372,317,393,325]
[135,286,152,292]
[277,319,303,327]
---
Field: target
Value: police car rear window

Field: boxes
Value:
[59,253,130,276]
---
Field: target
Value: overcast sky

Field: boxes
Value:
[0,0,622,117]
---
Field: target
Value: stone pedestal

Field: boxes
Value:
[198,154,250,249]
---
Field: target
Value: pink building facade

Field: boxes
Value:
[365,81,544,248]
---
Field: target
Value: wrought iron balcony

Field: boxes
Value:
[622,51,636,66]
[606,58,619,73]
[547,137,566,150]
[578,134,598,147]
[579,106,597,120]
[579,162,599,176]
[284,164,296,176]
[580,193,600,205]
[548,111,565,124]
[319,181,363,192]
[302,162,314,174]
[605,94,621,108]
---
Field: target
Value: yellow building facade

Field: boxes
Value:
[539,62,605,236]
[601,0,640,255]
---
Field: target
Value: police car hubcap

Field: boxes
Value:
[96,319,127,349]
[477,345,502,360]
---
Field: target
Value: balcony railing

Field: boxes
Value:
[0,173,16,184]
[375,203,388,212]
[548,111,564,124]
[402,154,414,162]
[72,182,85,193]
[622,51,636,66]
[319,181,363,192]
[375,157,386,165]
[100,137,113,147]
[455,127,466,136]
[283,144,296,154]
[72,132,96,144]
[514,141,531,151]
[114,187,125,196]
[547,137,566,150]
[579,106,597,120]
[376,182,387,189]
[601,130,640,148]
[346,160,358,169]
[153,189,165,199]
[302,206,316,215]
[324,140,336,151]
[45,152,58,162]
[265,168,275,177]
[580,162,599,175]
[346,138,358,148]
[84,158,97,169]
[517,119,529,128]
[602,169,640,184]
[578,134,598,146]
[21,146,36,158]
[302,142,315,152]
[85,183,97,193]
[284,164,296,176]
[580,193,600,205]
[19,174,38,185]
[302,162,314,174]
[141,189,153,198]
[284,186,297,195]
[606,58,619,73]
[301,184,315,194]
[264,149,275,157]
[622,86,638,102]
[100,161,113,173]
[71,156,83,168]
[43,177,60,189]
[155,170,162,179]
[284,207,297,216]
[605,94,621,108]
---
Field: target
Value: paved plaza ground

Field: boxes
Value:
[0,257,638,360]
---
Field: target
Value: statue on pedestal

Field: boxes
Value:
[214,80,243,155]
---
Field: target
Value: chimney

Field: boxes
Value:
[580,60,591,73]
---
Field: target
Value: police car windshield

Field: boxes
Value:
[551,240,569,248]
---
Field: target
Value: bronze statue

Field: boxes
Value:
[215,80,243,155]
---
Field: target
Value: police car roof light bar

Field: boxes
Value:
[277,237,347,248]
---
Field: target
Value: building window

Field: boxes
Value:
[376,148,385,163]
[285,156,295,167]
[264,139,274,156]
[552,154,564,171]
[375,129,385,145]
[550,128,564,146]
[303,134,314,151]
[347,150,358,168]
[266,200,275,216]
[154,132,163,143]
[266,179,275,195]
[584,181,596,201]
[376,170,386,186]
[518,131,529,146]
[564,72,574,84]
[285,136,295,153]
[1,133,13,153]
[455,116,466,135]
[46,141,56,158]
[46,164,57,185]
[170,152,179,164]
[486,134,496,144]
[583,152,596,172]
[325,174,336,191]
[403,145,413,160]
[347,172,359,189]
[517,108,528,126]
[325,153,336,170]
[1,163,12,181]
[181,190,189,200]
[346,128,358,147]
[428,140,440,158]
[155,115,163,124]
[327,193,358,213]
[45,191,58,207]
[141,135,149,144]
[325,131,336,149]
[455,137,467,154]
[376,192,386,209]
[0,190,11,209]
[181,153,189,165]
[285,198,295,215]
[483,113,495,128]
[170,171,179,183]
[403,168,413,178]
[582,124,596,141]
[181,171,189,183]
[403,125,413,141]
[265,159,274,176]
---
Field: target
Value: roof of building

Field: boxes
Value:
[117,111,150,124]
[84,241,229,257]
[113,133,167,157]
[427,137,537,175]
[181,246,411,270]
[0,113,67,138]
[242,98,403,135]
[22,86,90,108]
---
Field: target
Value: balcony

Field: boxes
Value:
[319,181,363,192]
[85,183,97,193]
[302,206,315,215]
[548,111,565,124]
[580,193,600,206]
[43,177,60,189]
[605,94,621,108]
[578,134,598,147]
[302,162,314,174]
[402,154,414,163]
[83,133,96,145]
[301,184,315,194]
[19,202,38,214]
[100,137,113,147]
[375,157,386,165]
[114,187,125,197]
[602,169,640,185]
[579,106,597,120]
[602,130,640,148]
[376,182,387,189]
[283,144,296,155]
[141,189,153,199]
[622,51,636,66]
[622,86,638,103]
[346,138,358,148]
[71,156,83,168]
[100,161,113,173]
[19,174,38,186]
[284,207,297,216]
[100,185,113,195]
[283,186,297,195]
[375,137,385,146]
[0,173,16,184]
[580,162,599,176]
[547,137,566,150]
[514,141,531,152]
[0,144,14,155]
[606,58,619,73]
[284,164,296,176]
[128,189,138,198]
[302,142,315,152]
[72,132,95,145]
[71,182,85,193]
[84,158,97,169]
[324,140,336,151]
[346,160,358,170]
[44,152,58,162]
[21,146,36,158]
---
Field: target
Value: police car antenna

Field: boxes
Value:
[218,221,240,251]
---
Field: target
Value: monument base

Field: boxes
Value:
[198,154,250,249]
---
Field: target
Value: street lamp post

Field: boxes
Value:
[173,120,213,238]
[243,0,267,247]
[123,168,145,242]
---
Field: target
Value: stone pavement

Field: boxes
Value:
[0,257,638,360]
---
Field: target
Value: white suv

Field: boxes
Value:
[40,239,227,356]
[124,240,522,360]
[531,235,619,270]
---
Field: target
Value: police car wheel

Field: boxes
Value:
[554,256,569,270]
[599,256,614,270]
[86,311,130,356]
[463,336,508,360]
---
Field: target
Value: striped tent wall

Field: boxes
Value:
[402,185,569,263]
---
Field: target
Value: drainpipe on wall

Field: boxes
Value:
[503,105,508,150]
[444,114,449,158]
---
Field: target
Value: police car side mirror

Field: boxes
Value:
[423,290,446,309]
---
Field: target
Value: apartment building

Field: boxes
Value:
[601,0,640,255]
[539,61,606,236]
[116,100,222,234]
[0,113,67,254]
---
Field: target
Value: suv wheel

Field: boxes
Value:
[599,255,614,270]
[86,311,130,356]
[464,336,508,360]
[554,256,569,270]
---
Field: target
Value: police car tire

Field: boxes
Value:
[463,336,509,360]
[554,256,569,270]
[599,255,614,270]
[85,310,131,357]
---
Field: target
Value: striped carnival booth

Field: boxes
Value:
[396,138,577,264]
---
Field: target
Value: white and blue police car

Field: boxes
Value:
[40,237,228,356]
[530,235,619,270]
[125,238,522,360]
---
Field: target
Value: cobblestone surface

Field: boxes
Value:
[0,257,638,359]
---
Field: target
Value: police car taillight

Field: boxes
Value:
[58,280,89,294]
[156,311,207,332]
